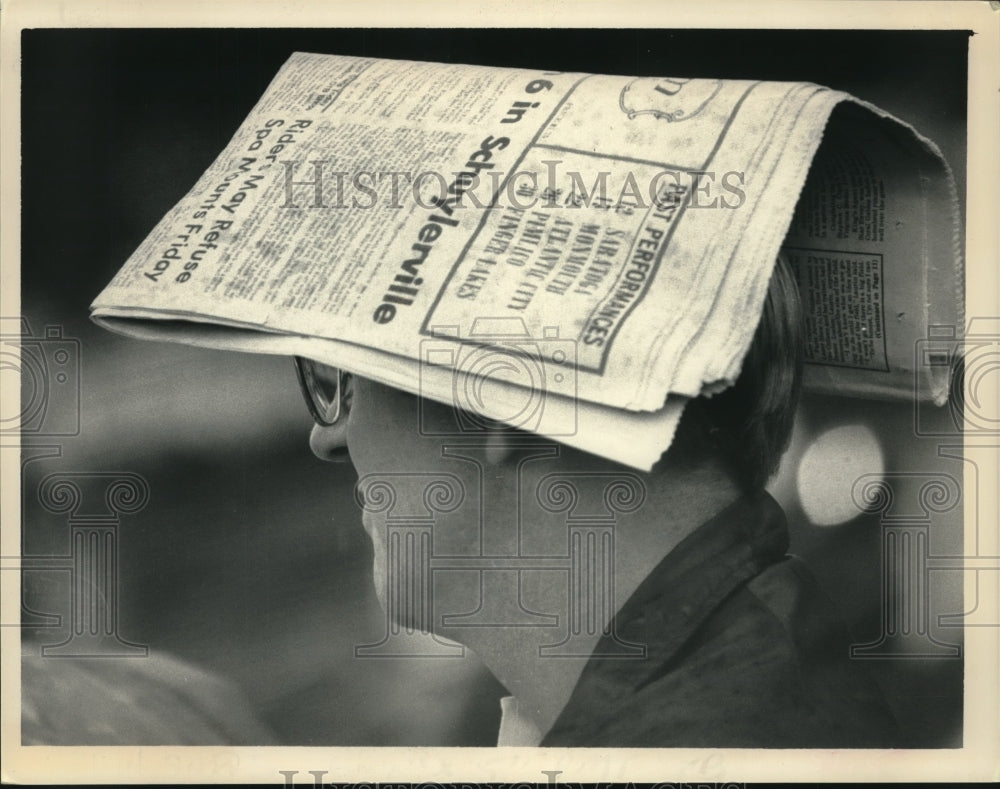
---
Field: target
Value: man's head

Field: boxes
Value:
[308,252,803,481]
[304,253,804,638]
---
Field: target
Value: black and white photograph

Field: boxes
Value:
[2,0,998,784]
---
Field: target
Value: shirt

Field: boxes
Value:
[497,695,544,747]
[540,492,902,748]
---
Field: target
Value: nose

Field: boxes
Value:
[309,420,351,462]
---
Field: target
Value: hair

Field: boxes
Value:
[664,252,804,491]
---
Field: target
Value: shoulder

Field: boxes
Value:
[544,556,902,748]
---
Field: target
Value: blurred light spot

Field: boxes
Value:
[796,424,884,526]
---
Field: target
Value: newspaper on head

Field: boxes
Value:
[91,52,964,471]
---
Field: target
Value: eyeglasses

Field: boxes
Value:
[294,356,352,426]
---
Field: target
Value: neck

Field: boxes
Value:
[443,458,743,739]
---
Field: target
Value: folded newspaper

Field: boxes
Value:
[91,52,963,470]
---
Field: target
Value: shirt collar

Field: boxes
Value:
[496,695,544,747]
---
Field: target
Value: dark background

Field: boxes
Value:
[19,28,969,746]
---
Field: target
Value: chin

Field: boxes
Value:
[369,531,424,632]
[363,509,447,634]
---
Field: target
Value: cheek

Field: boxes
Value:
[346,383,424,470]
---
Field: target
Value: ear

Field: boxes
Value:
[484,423,517,465]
